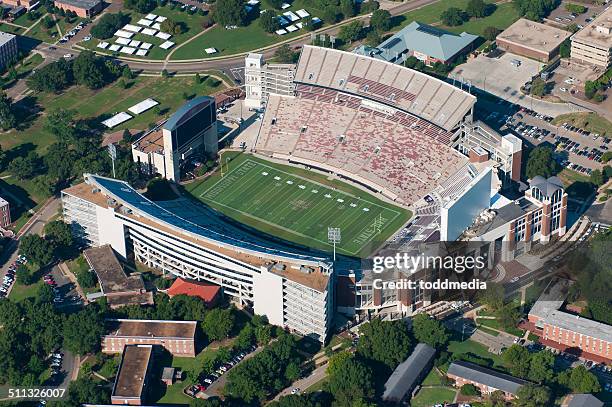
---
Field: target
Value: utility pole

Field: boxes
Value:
[108,143,117,178]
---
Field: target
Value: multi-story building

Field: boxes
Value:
[102,319,197,357]
[61,174,334,342]
[571,7,612,68]
[0,196,11,228]
[131,96,218,181]
[0,32,18,70]
[53,0,103,17]
[244,53,296,108]
[447,361,529,400]
[2,0,38,9]
[111,344,154,406]
[527,280,611,363]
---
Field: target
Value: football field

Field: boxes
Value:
[188,154,411,256]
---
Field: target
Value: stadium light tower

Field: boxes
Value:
[108,143,117,178]
[328,227,341,261]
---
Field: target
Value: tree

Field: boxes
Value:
[124,0,156,13]
[483,26,501,41]
[122,65,134,80]
[145,178,177,201]
[565,3,587,14]
[531,77,547,97]
[0,144,6,172]
[190,398,225,407]
[73,51,109,89]
[235,324,255,350]
[52,377,110,407]
[37,283,56,303]
[478,282,504,312]
[0,92,16,130]
[269,0,283,8]
[526,146,560,179]
[322,6,340,24]
[527,350,554,383]
[8,151,39,180]
[44,108,79,144]
[269,394,321,407]
[45,220,75,259]
[16,264,36,285]
[559,38,571,58]
[590,169,605,186]
[44,142,74,183]
[63,308,104,355]
[160,18,186,35]
[340,0,356,18]
[513,384,551,407]
[365,29,382,46]
[412,313,449,348]
[466,0,487,17]
[513,0,557,20]
[502,344,530,378]
[496,304,521,331]
[274,44,297,63]
[326,354,374,406]
[203,308,235,341]
[357,319,412,369]
[255,324,273,345]
[27,58,74,92]
[370,9,391,33]
[91,13,130,39]
[558,365,601,393]
[460,383,481,396]
[260,10,281,33]
[213,0,247,27]
[338,21,365,43]
[440,7,466,26]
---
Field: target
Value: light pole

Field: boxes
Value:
[108,143,117,178]
[328,227,341,261]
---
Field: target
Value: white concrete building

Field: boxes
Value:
[61,174,333,342]
[571,7,612,68]
[244,53,296,108]
[0,32,18,70]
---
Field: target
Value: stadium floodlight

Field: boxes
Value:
[108,143,117,178]
[328,227,341,261]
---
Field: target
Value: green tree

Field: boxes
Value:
[513,0,557,20]
[340,0,356,18]
[0,92,16,130]
[326,354,374,406]
[8,151,40,180]
[357,319,412,369]
[513,384,551,407]
[440,7,466,26]
[73,51,109,89]
[269,394,321,407]
[530,77,547,96]
[365,29,382,46]
[63,308,104,355]
[590,169,605,186]
[44,108,79,144]
[122,65,133,79]
[213,0,247,27]
[338,21,365,43]
[411,313,449,348]
[478,282,505,312]
[460,383,481,395]
[0,144,6,171]
[558,365,601,393]
[466,0,487,17]
[370,9,391,32]
[559,38,571,58]
[502,344,531,378]
[483,26,501,41]
[526,146,560,179]
[124,0,156,13]
[37,283,56,303]
[255,324,273,345]
[274,44,297,63]
[203,308,235,341]
[259,10,280,33]
[51,377,110,407]
[20,234,55,265]
[160,18,186,34]
[90,12,130,39]
[527,350,555,383]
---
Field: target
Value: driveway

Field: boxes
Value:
[274,363,328,400]
[202,345,265,398]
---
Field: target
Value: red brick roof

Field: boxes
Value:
[167,278,220,303]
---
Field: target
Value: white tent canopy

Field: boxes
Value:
[114,30,134,38]
[141,28,157,36]
[137,18,154,26]
[135,49,148,56]
[156,32,172,40]
[159,41,175,49]
[120,46,136,54]
[123,24,141,32]
[295,9,309,18]
[205,47,217,54]
[128,98,159,114]
[102,112,132,128]
[97,41,109,49]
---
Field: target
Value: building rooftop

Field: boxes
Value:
[447,361,529,395]
[167,278,221,303]
[83,245,146,294]
[568,394,604,407]
[268,262,330,292]
[0,196,8,206]
[497,18,571,53]
[133,128,164,154]
[528,278,569,320]
[0,31,15,47]
[105,319,198,339]
[572,6,612,49]
[546,310,612,343]
[530,175,564,198]
[382,343,436,402]
[55,0,101,10]
[164,96,214,132]
[112,345,152,400]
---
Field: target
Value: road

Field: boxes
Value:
[274,363,328,400]
[36,0,443,74]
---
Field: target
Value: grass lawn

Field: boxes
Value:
[476,318,525,337]
[552,112,612,137]
[442,3,521,36]
[56,16,84,37]
[12,13,41,28]
[186,152,411,256]
[95,354,121,379]
[447,339,507,371]
[171,0,345,60]
[25,17,61,44]
[8,276,42,302]
[421,368,443,386]
[477,325,500,337]
[0,23,24,34]
[67,255,100,295]
[411,387,456,407]
[558,168,592,187]
[398,0,474,27]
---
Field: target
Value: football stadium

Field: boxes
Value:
[62,45,559,342]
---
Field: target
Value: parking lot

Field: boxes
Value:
[546,2,608,30]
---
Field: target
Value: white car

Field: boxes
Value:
[291,388,300,395]
[510,277,519,283]
[560,87,567,92]
[83,35,91,41]
[63,53,73,59]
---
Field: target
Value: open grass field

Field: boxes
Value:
[552,112,612,137]
[187,153,411,257]
[0,23,24,34]
[410,387,456,407]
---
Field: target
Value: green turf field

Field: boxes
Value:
[188,154,411,257]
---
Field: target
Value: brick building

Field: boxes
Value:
[53,0,103,17]
[0,196,10,228]
[496,18,571,62]
[102,319,197,357]
[111,344,154,406]
[447,361,529,400]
